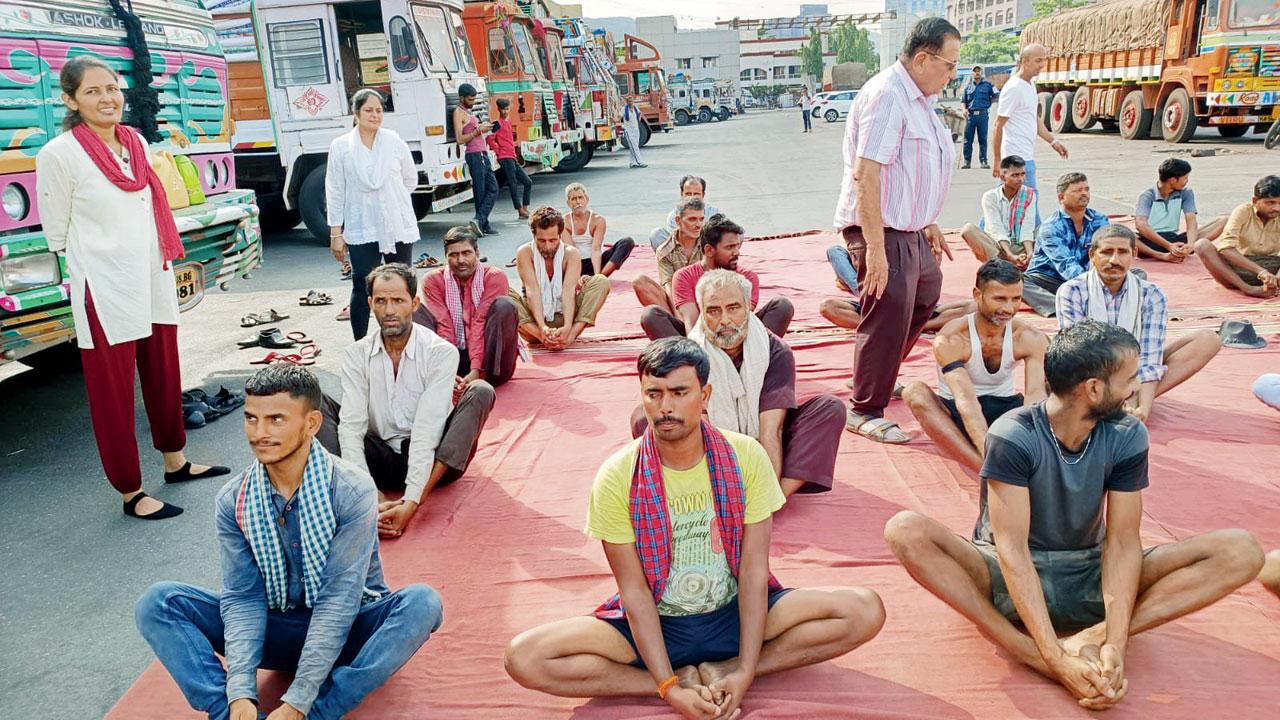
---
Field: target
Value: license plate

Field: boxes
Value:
[432,186,473,213]
[174,262,204,312]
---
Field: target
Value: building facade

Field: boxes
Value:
[634,16,741,89]
[946,0,1035,36]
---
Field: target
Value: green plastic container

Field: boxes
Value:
[173,154,206,205]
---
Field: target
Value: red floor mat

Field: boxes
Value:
[110,230,1280,719]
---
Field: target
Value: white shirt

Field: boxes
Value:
[996,75,1038,162]
[981,185,1036,245]
[338,323,459,503]
[35,131,179,349]
[325,127,419,252]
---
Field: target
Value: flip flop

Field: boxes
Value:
[249,351,313,366]
[339,261,352,280]
[298,344,321,360]
[415,253,441,269]
[240,309,290,327]
[845,409,911,444]
[336,306,350,321]
[505,258,518,268]
[285,331,314,345]
[299,290,334,306]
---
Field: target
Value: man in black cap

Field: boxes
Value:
[453,83,499,236]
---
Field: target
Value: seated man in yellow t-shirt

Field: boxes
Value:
[1194,175,1280,298]
[503,337,885,718]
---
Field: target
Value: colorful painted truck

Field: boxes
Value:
[1024,0,1280,142]
[214,0,487,241]
[612,33,672,147]
[554,16,622,169]
[0,0,262,366]
[531,17,591,172]
[462,0,562,171]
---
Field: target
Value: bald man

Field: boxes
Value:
[992,44,1068,227]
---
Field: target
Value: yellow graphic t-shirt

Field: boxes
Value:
[585,431,786,616]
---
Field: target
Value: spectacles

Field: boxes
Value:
[926,52,959,71]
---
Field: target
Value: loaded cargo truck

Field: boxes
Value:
[1,0,262,366]
[555,16,622,167]
[1024,0,1280,142]
[611,33,673,147]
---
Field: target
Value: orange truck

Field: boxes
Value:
[611,33,673,147]
[1024,0,1280,142]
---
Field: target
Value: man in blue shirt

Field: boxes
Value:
[1023,172,1108,316]
[135,365,443,720]
[961,65,996,169]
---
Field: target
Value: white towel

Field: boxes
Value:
[1085,268,1143,339]
[689,312,770,438]
[532,241,564,322]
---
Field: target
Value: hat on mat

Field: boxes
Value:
[1218,319,1267,349]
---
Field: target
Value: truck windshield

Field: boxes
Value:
[512,23,546,81]
[1230,0,1280,27]
[546,34,568,82]
[411,4,459,72]
[447,8,476,73]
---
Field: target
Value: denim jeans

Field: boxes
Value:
[135,581,443,720]
[826,243,860,294]
[497,157,531,210]
[802,109,812,131]
[1025,160,1042,229]
[465,151,498,231]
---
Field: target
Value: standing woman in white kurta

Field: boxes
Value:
[327,88,420,340]
[34,56,229,520]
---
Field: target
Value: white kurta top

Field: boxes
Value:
[325,127,419,252]
[35,130,179,349]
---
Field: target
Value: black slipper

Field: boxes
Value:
[164,462,232,484]
[123,492,184,520]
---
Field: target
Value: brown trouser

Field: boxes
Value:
[413,297,519,386]
[509,274,610,327]
[843,225,942,417]
[640,297,795,340]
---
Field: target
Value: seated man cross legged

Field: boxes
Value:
[319,263,496,537]
[636,270,843,497]
[1133,158,1225,263]
[961,155,1037,270]
[649,175,721,249]
[136,365,444,720]
[1194,174,1280,298]
[633,197,706,312]
[510,206,611,351]
[885,321,1263,711]
[1022,172,1108,316]
[505,337,884,719]
[904,259,1048,473]
[642,215,794,340]
[1057,224,1220,423]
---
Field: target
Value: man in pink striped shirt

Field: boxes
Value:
[834,17,961,444]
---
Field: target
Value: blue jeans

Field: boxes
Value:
[802,109,812,131]
[963,110,988,164]
[826,243,860,294]
[135,581,443,720]
[465,151,498,231]
[1025,160,1042,229]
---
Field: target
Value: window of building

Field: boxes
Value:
[677,57,691,69]
[787,64,800,78]
[985,12,993,26]
[267,20,329,87]
[702,56,717,68]
[773,66,786,79]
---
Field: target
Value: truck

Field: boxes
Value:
[530,18,590,171]
[1023,0,1280,142]
[554,17,623,168]
[611,33,673,147]
[215,0,487,242]
[691,78,736,122]
[0,0,262,366]
[462,0,562,171]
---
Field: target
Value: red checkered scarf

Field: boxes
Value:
[443,268,484,348]
[594,420,781,619]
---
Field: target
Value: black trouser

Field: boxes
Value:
[348,242,414,340]
[498,158,532,210]
[580,237,636,276]
[466,151,498,231]
[412,297,520,386]
[963,109,989,164]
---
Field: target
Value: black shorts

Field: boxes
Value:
[603,589,793,669]
[1140,230,1187,252]
[940,394,1024,443]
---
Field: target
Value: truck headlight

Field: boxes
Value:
[0,252,60,293]
[3,183,29,221]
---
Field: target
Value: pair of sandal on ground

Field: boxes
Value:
[237,327,321,366]
[182,387,244,429]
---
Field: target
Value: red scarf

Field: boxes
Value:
[71,122,185,267]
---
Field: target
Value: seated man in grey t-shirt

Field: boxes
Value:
[884,320,1263,710]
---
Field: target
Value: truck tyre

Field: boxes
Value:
[1160,88,1198,143]
[697,107,713,123]
[825,109,839,122]
[675,109,690,126]
[717,107,731,121]
[1036,91,1053,131]
[1049,90,1079,134]
[1217,124,1249,138]
[1118,90,1152,140]
[639,122,652,147]
[19,342,81,372]
[553,142,594,173]
[259,205,301,235]
[412,194,433,220]
[1070,88,1096,131]
[298,164,329,243]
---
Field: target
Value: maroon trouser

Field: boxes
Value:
[843,226,942,417]
[80,290,185,494]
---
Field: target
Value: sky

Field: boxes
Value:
[576,1,889,29]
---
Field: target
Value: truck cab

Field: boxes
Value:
[555,16,623,156]
[612,33,673,147]
[233,0,484,240]
[532,18,586,168]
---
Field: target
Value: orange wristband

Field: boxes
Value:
[657,674,679,699]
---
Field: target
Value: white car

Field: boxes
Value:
[811,90,857,123]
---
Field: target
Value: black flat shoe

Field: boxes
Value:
[164,462,232,484]
[183,406,207,429]
[123,492,183,520]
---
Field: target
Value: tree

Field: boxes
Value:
[798,27,825,84]
[831,21,879,73]
[756,25,771,39]
[959,30,1020,63]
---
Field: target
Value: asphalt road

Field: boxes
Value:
[0,107,1274,719]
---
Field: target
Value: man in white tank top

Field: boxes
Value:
[903,260,1049,472]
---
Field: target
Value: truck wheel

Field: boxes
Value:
[697,107,713,123]
[1049,90,1079,133]
[1217,124,1249,138]
[639,122,652,147]
[259,205,301,235]
[298,164,329,242]
[1036,92,1053,131]
[675,109,690,126]
[1118,90,1152,140]
[412,194,433,220]
[1070,88,1096,131]
[19,342,81,372]
[1160,88,1198,143]
[553,142,594,173]
[717,107,731,121]
[825,109,839,122]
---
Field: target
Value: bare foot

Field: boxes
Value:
[1061,622,1107,659]
[697,658,738,705]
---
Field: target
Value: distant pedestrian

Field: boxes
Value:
[488,97,531,220]
[961,65,995,168]
[992,43,1069,225]
[35,55,229,519]
[454,82,499,236]
[622,99,647,168]
[833,17,960,444]
[800,87,813,132]
[327,88,419,340]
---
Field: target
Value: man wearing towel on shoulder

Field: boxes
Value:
[504,337,884,719]
[885,320,1263,711]
[509,206,610,351]
[135,365,443,720]
[1056,224,1220,423]
[634,269,843,497]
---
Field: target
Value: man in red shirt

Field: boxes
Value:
[641,215,793,340]
[488,98,532,220]
[415,227,519,388]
